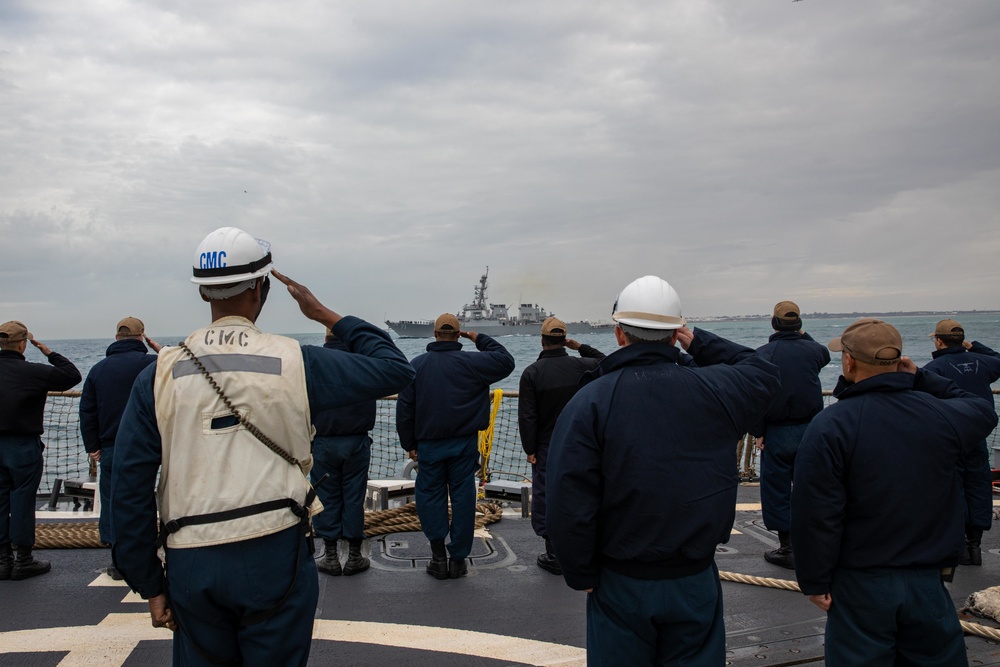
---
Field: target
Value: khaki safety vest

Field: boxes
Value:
[154,316,321,548]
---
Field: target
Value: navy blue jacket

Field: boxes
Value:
[791,370,998,596]
[518,344,605,456]
[311,339,377,437]
[111,316,415,599]
[396,334,515,451]
[0,350,81,435]
[80,338,158,452]
[751,331,829,437]
[923,342,1000,404]
[546,329,780,591]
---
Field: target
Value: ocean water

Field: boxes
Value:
[39,312,1000,394]
[30,313,1000,492]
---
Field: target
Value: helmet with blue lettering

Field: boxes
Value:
[191,227,273,286]
[612,276,685,340]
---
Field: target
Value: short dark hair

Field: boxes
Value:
[622,330,675,346]
[936,333,964,347]
[541,334,566,347]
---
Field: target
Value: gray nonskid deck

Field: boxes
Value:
[3,487,999,666]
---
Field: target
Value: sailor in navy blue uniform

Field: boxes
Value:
[0,320,81,581]
[547,276,780,667]
[518,316,605,575]
[751,301,830,569]
[311,329,378,577]
[793,318,997,667]
[111,228,414,667]
[396,312,514,580]
[79,316,159,578]
[922,318,1000,566]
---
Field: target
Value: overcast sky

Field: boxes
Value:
[3,1,999,339]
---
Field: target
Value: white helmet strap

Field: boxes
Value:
[199,279,258,301]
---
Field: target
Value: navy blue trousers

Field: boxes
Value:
[165,525,319,667]
[530,442,549,538]
[760,423,809,532]
[0,435,44,547]
[98,445,114,545]
[960,439,993,532]
[587,563,726,667]
[414,434,479,560]
[824,568,966,667]
[311,434,371,542]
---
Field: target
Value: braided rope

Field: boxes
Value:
[33,502,505,547]
[364,501,504,536]
[718,569,802,592]
[718,569,1000,642]
[35,521,105,549]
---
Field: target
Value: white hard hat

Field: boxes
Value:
[612,276,685,331]
[191,227,273,286]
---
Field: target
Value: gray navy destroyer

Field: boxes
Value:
[385,268,612,338]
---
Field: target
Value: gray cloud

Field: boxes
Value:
[2,0,999,339]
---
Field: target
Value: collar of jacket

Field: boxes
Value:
[832,370,917,400]
[105,337,149,357]
[0,349,26,361]
[931,345,965,360]
[768,330,814,343]
[426,340,464,353]
[537,347,569,360]
[581,341,682,386]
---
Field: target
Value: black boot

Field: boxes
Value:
[537,538,562,575]
[10,546,51,580]
[0,544,12,581]
[449,557,468,579]
[342,539,370,576]
[764,531,795,570]
[426,540,449,580]
[961,528,984,567]
[317,539,342,576]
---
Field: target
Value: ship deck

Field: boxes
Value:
[3,484,999,666]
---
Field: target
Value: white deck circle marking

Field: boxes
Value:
[0,614,586,666]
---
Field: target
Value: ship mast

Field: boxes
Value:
[472,266,489,311]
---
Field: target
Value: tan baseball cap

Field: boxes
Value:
[772,300,801,323]
[541,317,567,337]
[930,319,964,338]
[0,321,33,342]
[829,318,902,365]
[116,317,145,336]
[434,313,461,333]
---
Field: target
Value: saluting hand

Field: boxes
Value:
[29,339,52,357]
[460,331,478,343]
[272,269,343,330]
[144,335,163,353]
[674,326,694,350]
[566,339,581,351]
[898,357,917,374]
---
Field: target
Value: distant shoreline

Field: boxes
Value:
[689,310,1000,323]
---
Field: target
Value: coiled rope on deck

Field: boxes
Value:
[36,502,506,548]
[364,501,504,536]
[35,521,104,549]
[718,569,1000,642]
